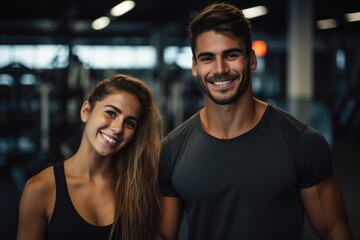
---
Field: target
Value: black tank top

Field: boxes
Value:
[46,161,118,240]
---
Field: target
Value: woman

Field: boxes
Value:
[17,74,163,240]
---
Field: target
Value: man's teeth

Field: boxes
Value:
[103,134,117,143]
[213,80,230,86]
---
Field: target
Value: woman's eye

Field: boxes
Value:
[125,120,137,129]
[106,111,116,117]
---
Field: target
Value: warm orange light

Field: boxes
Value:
[252,40,267,57]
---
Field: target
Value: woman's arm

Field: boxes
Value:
[17,171,52,240]
[156,196,184,240]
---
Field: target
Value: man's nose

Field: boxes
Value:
[214,58,229,74]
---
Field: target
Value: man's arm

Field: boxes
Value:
[300,175,353,240]
[156,196,183,240]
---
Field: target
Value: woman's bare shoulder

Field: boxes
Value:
[21,165,56,200]
[17,164,59,235]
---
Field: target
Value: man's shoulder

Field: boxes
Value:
[267,104,308,132]
[163,112,202,147]
[266,104,327,147]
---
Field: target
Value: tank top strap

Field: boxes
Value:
[53,161,68,205]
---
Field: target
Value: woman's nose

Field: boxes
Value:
[110,118,123,134]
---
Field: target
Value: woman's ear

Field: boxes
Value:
[80,101,90,123]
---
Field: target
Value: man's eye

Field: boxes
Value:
[225,53,239,59]
[199,56,213,62]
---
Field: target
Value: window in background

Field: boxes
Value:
[72,45,157,69]
[164,46,192,69]
[0,45,69,69]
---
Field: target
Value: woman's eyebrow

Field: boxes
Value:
[104,104,140,121]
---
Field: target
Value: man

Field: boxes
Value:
[157,2,353,240]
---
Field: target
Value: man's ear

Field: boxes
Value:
[191,57,198,77]
[80,101,91,123]
[249,50,258,71]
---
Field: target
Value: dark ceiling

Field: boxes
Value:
[1,0,360,45]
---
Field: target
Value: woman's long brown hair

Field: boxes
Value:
[86,74,163,240]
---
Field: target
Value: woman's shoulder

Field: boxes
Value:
[18,164,59,231]
[21,165,56,203]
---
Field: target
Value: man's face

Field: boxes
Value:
[192,31,257,105]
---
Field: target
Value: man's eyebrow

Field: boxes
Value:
[197,48,244,58]
[197,51,214,59]
[223,48,244,55]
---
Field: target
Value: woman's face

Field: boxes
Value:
[81,91,142,157]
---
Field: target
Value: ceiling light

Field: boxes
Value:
[110,0,136,17]
[345,12,360,22]
[317,19,338,30]
[91,16,111,30]
[243,6,268,19]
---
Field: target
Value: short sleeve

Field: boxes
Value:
[158,137,179,197]
[297,126,333,189]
